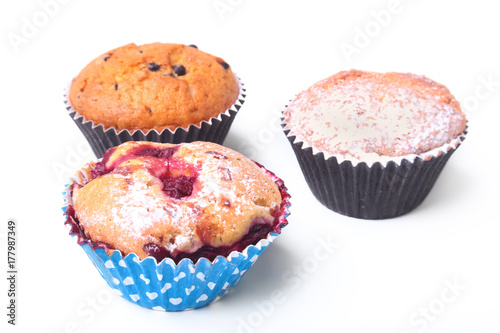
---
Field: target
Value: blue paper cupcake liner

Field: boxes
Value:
[72,233,278,311]
[62,160,290,311]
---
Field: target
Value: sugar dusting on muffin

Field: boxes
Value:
[283,70,467,164]
[69,141,284,262]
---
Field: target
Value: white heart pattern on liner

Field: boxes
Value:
[104,260,114,268]
[185,286,195,295]
[174,272,186,282]
[146,292,158,300]
[161,283,172,293]
[196,294,208,303]
[140,274,150,284]
[123,277,134,285]
[169,298,183,305]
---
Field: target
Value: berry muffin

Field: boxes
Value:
[65,43,245,158]
[63,141,290,311]
[282,69,466,219]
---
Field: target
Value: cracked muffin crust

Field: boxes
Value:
[66,141,288,263]
[283,70,467,163]
[68,43,240,131]
[281,69,467,219]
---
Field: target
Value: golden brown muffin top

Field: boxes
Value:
[70,141,283,261]
[283,70,467,163]
[69,43,240,131]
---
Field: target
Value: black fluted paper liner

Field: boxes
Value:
[65,78,245,159]
[285,131,464,219]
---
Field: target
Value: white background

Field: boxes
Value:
[1,0,499,332]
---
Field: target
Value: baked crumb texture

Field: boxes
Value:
[66,43,245,159]
[283,70,466,164]
[69,43,240,131]
[66,141,288,262]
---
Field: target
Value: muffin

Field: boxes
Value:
[65,43,245,158]
[63,141,290,311]
[282,69,466,219]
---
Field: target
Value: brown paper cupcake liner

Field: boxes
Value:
[64,76,245,158]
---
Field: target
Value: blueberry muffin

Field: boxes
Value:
[282,69,466,219]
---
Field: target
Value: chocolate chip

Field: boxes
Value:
[173,64,186,76]
[103,56,110,62]
[187,44,198,49]
[114,84,118,90]
[148,62,161,72]
[219,62,230,70]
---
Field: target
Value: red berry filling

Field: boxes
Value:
[65,144,291,264]
[143,220,276,263]
[161,175,196,199]
[90,144,199,199]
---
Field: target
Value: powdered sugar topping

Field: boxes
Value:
[283,71,467,166]
[71,141,282,258]
[110,180,163,236]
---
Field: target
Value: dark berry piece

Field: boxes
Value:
[148,62,161,72]
[114,84,118,90]
[90,160,110,179]
[205,151,228,159]
[103,56,110,62]
[219,62,230,70]
[143,243,169,262]
[162,176,196,199]
[219,167,232,181]
[157,147,178,159]
[134,146,178,159]
[187,44,198,49]
[139,50,143,53]
[173,64,186,76]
